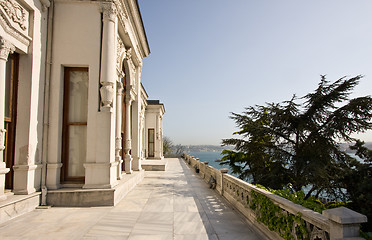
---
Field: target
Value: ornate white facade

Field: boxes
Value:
[0,0,164,222]
[145,100,165,160]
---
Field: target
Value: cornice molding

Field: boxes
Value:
[114,0,148,62]
[128,0,149,57]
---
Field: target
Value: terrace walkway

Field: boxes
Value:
[0,158,266,240]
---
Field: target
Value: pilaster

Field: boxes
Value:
[115,81,123,179]
[124,90,134,174]
[132,63,143,171]
[85,2,118,188]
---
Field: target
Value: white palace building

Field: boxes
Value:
[0,0,165,222]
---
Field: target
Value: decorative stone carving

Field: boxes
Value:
[117,36,124,69]
[309,226,328,240]
[114,0,128,19]
[39,0,50,12]
[124,138,131,155]
[0,129,6,151]
[117,81,123,94]
[101,2,117,22]
[0,0,27,30]
[0,14,30,46]
[100,82,114,108]
[124,48,132,61]
[0,37,15,60]
[115,137,122,156]
[113,0,129,33]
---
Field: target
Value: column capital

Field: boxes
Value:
[101,2,117,22]
[0,37,15,61]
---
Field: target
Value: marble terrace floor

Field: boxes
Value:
[0,158,266,240]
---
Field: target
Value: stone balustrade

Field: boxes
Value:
[182,153,368,240]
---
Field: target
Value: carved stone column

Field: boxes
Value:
[124,90,134,174]
[99,2,117,111]
[0,37,15,199]
[84,3,118,189]
[115,80,123,179]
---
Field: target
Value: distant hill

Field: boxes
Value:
[182,142,371,154]
[183,145,232,153]
[339,142,372,153]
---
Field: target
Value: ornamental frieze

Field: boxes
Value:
[0,0,28,31]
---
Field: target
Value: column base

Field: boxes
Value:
[0,164,10,198]
[132,157,143,171]
[13,164,42,195]
[46,163,62,190]
[83,162,119,189]
[124,155,133,174]
[116,158,123,180]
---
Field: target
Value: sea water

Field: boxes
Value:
[186,151,240,178]
[186,151,353,199]
[187,151,226,169]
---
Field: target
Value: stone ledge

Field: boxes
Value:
[0,192,40,224]
[323,206,368,224]
[47,169,144,207]
[141,159,167,171]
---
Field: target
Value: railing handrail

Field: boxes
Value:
[181,153,367,240]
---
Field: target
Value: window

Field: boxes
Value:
[61,67,88,182]
[148,129,155,157]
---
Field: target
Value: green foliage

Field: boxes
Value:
[341,140,372,232]
[163,136,173,155]
[360,231,372,240]
[250,191,308,240]
[255,184,345,213]
[249,187,346,239]
[221,76,372,200]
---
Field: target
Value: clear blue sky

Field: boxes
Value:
[139,0,372,145]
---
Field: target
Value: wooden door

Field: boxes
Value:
[148,129,155,157]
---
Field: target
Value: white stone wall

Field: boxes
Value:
[0,0,156,205]
[145,104,165,160]
[0,0,48,197]
[47,1,102,189]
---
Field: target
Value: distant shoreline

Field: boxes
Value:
[181,142,371,154]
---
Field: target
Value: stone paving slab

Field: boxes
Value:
[0,158,266,240]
